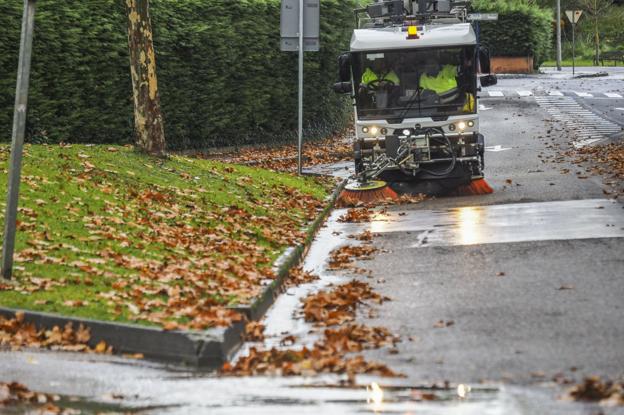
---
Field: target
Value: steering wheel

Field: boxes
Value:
[363,78,395,91]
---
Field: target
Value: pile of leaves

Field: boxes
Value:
[328,245,378,271]
[0,145,330,330]
[0,381,62,412]
[336,192,428,208]
[568,376,624,406]
[568,142,624,198]
[0,312,109,353]
[284,266,320,288]
[338,208,375,223]
[302,280,386,326]
[244,322,266,342]
[223,281,397,377]
[222,344,398,377]
[207,133,352,173]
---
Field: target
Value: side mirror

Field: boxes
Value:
[480,74,498,87]
[478,46,492,74]
[338,53,351,82]
[333,82,352,94]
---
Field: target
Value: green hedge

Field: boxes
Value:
[472,0,553,68]
[0,0,354,149]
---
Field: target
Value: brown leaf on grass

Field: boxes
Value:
[205,133,352,173]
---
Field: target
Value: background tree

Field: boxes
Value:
[125,0,166,156]
[579,0,612,64]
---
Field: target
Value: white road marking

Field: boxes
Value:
[548,90,564,96]
[573,91,593,97]
[478,104,492,111]
[535,95,622,144]
[517,91,533,97]
[488,91,504,97]
[605,93,623,98]
[616,108,624,111]
[573,138,604,148]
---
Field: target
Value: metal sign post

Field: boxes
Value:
[556,0,562,71]
[280,0,320,175]
[298,0,303,175]
[2,0,37,280]
[566,10,583,76]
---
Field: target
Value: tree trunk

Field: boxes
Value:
[125,0,166,156]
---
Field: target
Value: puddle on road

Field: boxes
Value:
[335,198,624,248]
[0,349,608,415]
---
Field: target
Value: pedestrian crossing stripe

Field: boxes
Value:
[534,95,623,148]
[486,90,624,98]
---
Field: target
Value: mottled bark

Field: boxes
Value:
[125,0,166,156]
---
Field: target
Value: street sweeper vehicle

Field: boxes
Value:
[334,0,498,202]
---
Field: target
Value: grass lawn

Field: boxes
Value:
[541,59,600,67]
[0,144,332,329]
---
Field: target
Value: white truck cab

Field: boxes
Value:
[334,0,497,192]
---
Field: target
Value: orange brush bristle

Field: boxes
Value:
[337,185,399,207]
[452,178,494,196]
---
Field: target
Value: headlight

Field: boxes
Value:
[448,124,456,131]
[362,126,369,133]
[457,121,466,131]
[380,128,388,135]
[467,120,475,127]
[370,126,379,135]
[402,129,411,136]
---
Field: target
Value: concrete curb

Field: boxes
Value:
[0,179,347,368]
[231,178,347,321]
[0,307,245,369]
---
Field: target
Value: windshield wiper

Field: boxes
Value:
[397,88,422,121]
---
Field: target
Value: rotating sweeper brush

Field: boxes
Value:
[337,179,399,206]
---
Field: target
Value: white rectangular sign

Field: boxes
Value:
[280,0,320,52]
[467,13,499,21]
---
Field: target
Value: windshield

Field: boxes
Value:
[352,47,476,120]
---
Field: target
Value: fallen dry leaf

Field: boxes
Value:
[567,376,624,405]
[244,322,265,342]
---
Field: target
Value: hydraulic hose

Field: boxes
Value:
[419,127,457,177]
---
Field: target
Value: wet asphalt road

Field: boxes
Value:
[2,70,624,414]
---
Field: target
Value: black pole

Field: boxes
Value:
[1,0,37,280]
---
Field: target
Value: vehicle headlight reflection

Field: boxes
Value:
[456,207,482,245]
